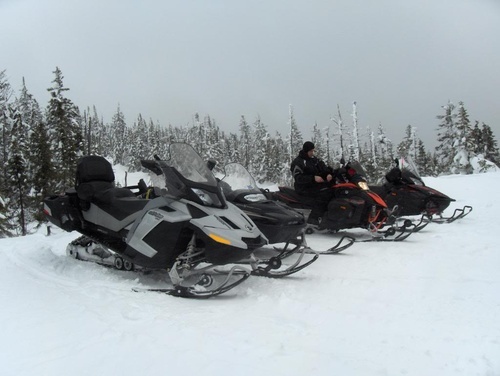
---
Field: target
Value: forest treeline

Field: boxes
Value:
[1,68,499,236]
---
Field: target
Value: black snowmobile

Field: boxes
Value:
[141,157,318,278]
[268,160,414,241]
[370,157,472,223]
[43,143,268,298]
[218,163,352,257]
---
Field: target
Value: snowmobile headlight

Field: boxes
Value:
[208,233,232,245]
[243,193,267,202]
[192,188,214,205]
[357,181,369,190]
[191,188,223,207]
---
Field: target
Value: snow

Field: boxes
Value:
[1,171,500,376]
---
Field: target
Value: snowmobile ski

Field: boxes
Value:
[302,235,356,255]
[426,205,473,224]
[239,241,320,278]
[132,266,251,299]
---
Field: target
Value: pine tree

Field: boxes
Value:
[453,101,474,174]
[415,140,433,176]
[129,113,148,171]
[0,194,13,237]
[0,70,14,193]
[435,101,457,174]
[396,124,421,169]
[311,122,327,162]
[7,106,29,235]
[470,121,483,155]
[16,78,50,225]
[288,104,303,162]
[238,115,251,169]
[30,118,53,222]
[251,116,270,181]
[0,71,14,236]
[376,122,394,175]
[362,126,378,181]
[481,123,500,165]
[46,67,83,189]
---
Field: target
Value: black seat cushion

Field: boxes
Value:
[76,156,115,186]
[75,156,137,211]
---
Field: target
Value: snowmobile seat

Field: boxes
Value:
[75,156,139,213]
[277,186,319,208]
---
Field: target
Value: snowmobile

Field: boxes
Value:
[267,160,415,242]
[217,162,352,257]
[43,143,268,298]
[369,157,472,224]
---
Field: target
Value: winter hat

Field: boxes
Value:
[302,141,315,152]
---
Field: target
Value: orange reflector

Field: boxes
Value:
[208,233,232,245]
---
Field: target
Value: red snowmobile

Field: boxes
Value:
[267,160,414,241]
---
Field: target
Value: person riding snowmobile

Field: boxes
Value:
[290,141,337,226]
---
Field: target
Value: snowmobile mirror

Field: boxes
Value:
[141,160,163,175]
[207,159,217,171]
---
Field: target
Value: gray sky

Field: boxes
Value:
[1,0,499,149]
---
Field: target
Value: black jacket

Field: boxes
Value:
[290,150,333,193]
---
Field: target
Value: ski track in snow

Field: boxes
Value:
[1,172,500,376]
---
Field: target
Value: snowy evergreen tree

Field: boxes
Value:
[238,115,252,169]
[0,70,14,193]
[29,118,53,222]
[251,116,270,181]
[470,121,482,155]
[16,78,49,225]
[376,123,393,159]
[435,101,457,174]
[81,106,103,157]
[453,101,474,174]
[269,134,290,185]
[415,140,434,177]
[0,193,12,237]
[480,123,500,166]
[7,106,29,235]
[287,105,303,162]
[128,114,148,171]
[397,125,418,159]
[349,101,361,161]
[362,126,378,181]
[46,67,83,189]
[311,122,328,163]
[200,115,224,168]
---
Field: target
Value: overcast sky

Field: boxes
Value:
[1,0,499,149]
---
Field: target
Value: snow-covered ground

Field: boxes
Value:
[1,171,499,376]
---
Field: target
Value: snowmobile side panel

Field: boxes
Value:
[323,198,364,230]
[82,203,146,233]
[123,222,190,269]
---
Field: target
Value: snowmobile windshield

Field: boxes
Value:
[343,160,369,189]
[396,155,424,186]
[221,163,267,202]
[346,161,368,180]
[167,143,219,186]
[143,143,226,208]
